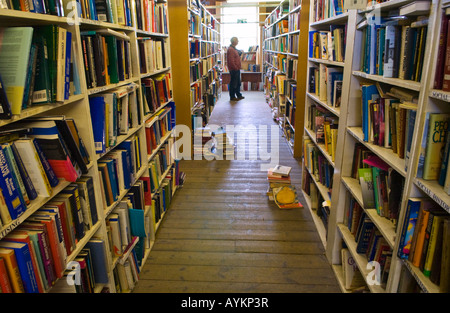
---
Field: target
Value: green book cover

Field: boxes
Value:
[423,113,450,180]
[358,168,375,209]
[0,27,34,115]
[105,35,119,84]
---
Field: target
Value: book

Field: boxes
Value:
[440,218,450,292]
[423,113,450,180]
[0,74,12,119]
[0,27,34,115]
[13,138,53,197]
[358,168,375,209]
[0,145,27,220]
[0,247,24,293]
[0,241,39,293]
[398,198,422,259]
[85,239,109,284]
[0,256,13,293]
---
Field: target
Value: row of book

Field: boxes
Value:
[241,53,256,62]
[138,37,170,75]
[81,30,132,89]
[289,11,300,33]
[359,15,427,81]
[303,136,334,193]
[148,143,173,195]
[288,34,299,55]
[189,10,201,37]
[135,0,169,34]
[0,117,91,227]
[306,105,338,162]
[0,0,66,16]
[264,36,288,53]
[0,180,98,293]
[144,106,172,155]
[142,73,173,115]
[202,27,219,43]
[343,202,392,288]
[398,197,450,292]
[191,82,202,107]
[309,25,346,62]
[97,135,143,208]
[312,0,346,23]
[302,170,330,231]
[308,64,343,108]
[89,83,140,154]
[352,143,404,224]
[0,26,80,119]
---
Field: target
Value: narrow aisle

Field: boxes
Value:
[133,91,340,293]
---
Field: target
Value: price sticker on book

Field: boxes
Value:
[344,0,367,10]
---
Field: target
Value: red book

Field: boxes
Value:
[435,14,449,89]
[442,21,450,91]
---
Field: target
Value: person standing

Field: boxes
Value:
[226,37,244,101]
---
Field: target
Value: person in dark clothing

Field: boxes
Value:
[226,37,244,101]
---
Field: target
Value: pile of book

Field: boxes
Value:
[212,126,235,159]
[267,165,302,209]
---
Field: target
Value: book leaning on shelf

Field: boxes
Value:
[397,197,450,291]
[80,29,132,89]
[0,26,81,118]
[359,14,428,81]
[353,144,404,225]
[0,180,97,293]
[89,83,140,154]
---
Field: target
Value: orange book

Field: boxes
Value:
[0,256,13,293]
[4,232,45,293]
[0,248,24,293]
[44,201,76,256]
[412,209,431,267]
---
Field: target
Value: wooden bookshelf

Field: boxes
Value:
[0,0,180,293]
[263,0,308,157]
[168,0,221,138]
[305,0,450,293]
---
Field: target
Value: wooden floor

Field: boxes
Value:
[133,91,341,293]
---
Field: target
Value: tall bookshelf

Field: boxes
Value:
[263,0,309,157]
[168,0,221,138]
[0,0,180,293]
[303,0,450,293]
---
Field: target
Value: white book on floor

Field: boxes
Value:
[272,165,291,177]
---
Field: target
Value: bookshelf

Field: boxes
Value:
[303,0,450,293]
[0,0,180,293]
[263,0,308,157]
[168,0,221,138]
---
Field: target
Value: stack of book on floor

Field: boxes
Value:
[212,126,235,159]
[267,165,302,209]
[193,127,217,158]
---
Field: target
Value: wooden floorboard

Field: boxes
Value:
[133,91,340,293]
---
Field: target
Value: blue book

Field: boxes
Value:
[0,241,39,293]
[89,96,106,154]
[118,149,131,189]
[85,239,109,284]
[32,138,60,187]
[355,218,375,254]
[10,142,38,201]
[118,140,134,174]
[0,146,27,220]
[64,31,72,100]
[361,84,379,142]
[128,208,146,237]
[99,159,118,201]
[397,198,421,259]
